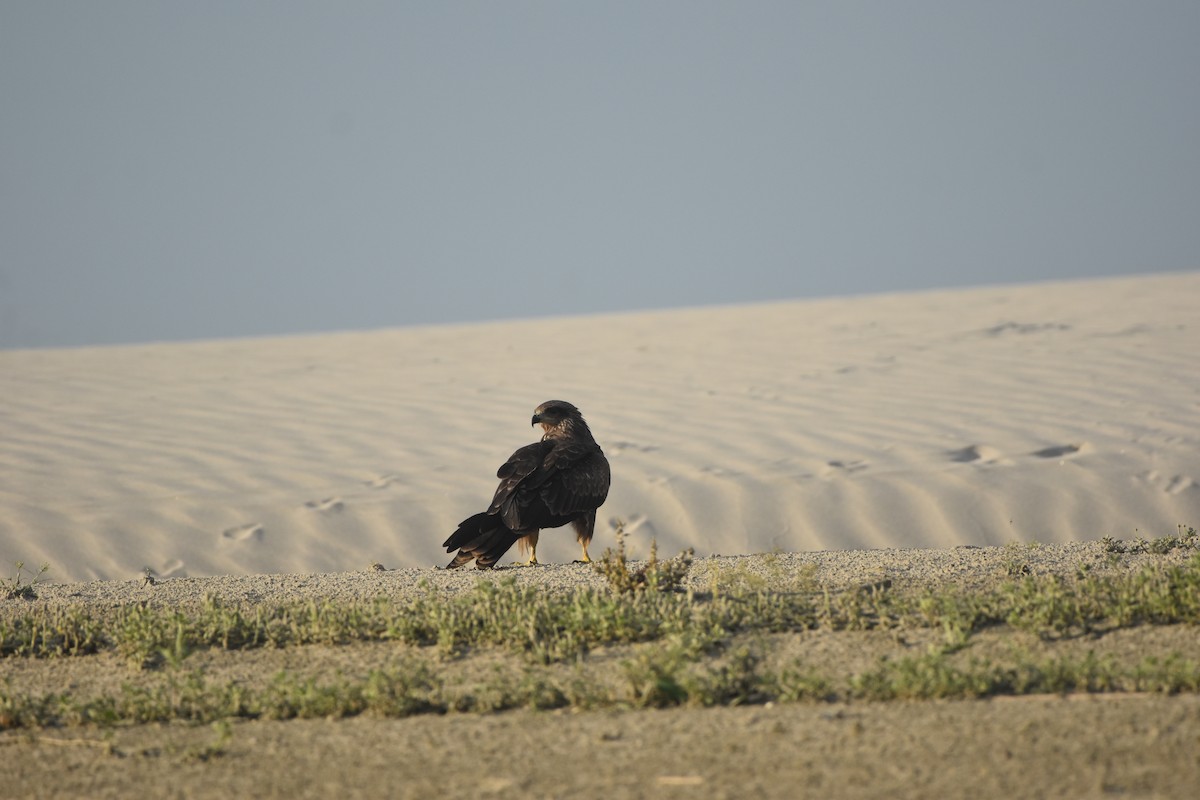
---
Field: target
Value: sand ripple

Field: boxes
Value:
[1,273,1197,581]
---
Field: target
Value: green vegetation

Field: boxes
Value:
[2,637,1198,731]
[1,530,1198,731]
[7,549,1195,667]
[593,523,694,594]
[1103,524,1197,555]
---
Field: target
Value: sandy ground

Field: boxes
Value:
[2,274,1198,796]
[3,695,1199,800]
[2,273,1198,582]
[4,545,1200,799]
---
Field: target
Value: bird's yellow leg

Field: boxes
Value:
[515,532,540,566]
[576,540,592,564]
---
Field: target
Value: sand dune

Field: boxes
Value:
[2,272,1197,583]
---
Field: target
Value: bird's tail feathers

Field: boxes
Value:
[443,512,522,569]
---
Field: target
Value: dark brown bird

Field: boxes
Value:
[443,400,611,569]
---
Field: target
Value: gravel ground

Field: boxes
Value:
[3,542,1199,799]
[13,539,1187,613]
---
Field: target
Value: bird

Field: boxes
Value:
[443,400,611,569]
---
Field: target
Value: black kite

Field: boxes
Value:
[443,400,610,569]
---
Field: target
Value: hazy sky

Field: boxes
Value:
[2,2,1198,348]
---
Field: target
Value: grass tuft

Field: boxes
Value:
[594,521,694,594]
[1103,526,1198,555]
[3,562,50,600]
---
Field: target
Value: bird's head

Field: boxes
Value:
[531,400,583,436]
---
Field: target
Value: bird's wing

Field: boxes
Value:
[539,443,611,516]
[488,440,554,525]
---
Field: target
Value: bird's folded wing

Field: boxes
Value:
[541,446,611,516]
[488,440,554,516]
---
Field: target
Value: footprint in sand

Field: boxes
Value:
[984,321,1072,336]
[827,459,869,474]
[948,444,1007,464]
[365,474,401,489]
[304,497,344,513]
[1094,324,1150,338]
[1165,475,1196,495]
[1032,442,1091,459]
[1139,471,1196,495]
[222,523,264,542]
[699,464,742,477]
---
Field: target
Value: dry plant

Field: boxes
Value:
[594,520,694,593]
[3,561,49,600]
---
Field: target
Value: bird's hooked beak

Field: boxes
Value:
[531,413,542,427]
